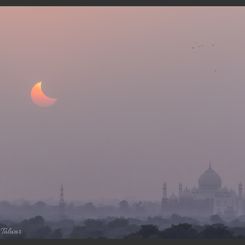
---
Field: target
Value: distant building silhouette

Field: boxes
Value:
[59,184,66,219]
[161,162,243,219]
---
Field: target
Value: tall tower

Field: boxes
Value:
[161,182,168,213]
[179,183,183,198]
[162,182,167,199]
[59,184,66,219]
[238,182,243,216]
[239,182,243,199]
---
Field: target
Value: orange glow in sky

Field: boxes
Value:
[31,81,57,108]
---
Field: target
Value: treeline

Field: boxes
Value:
[126,223,241,239]
[1,215,245,239]
[0,200,159,220]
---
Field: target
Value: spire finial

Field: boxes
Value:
[209,160,212,169]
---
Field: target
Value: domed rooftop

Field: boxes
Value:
[198,163,222,191]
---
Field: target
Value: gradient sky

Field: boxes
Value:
[1,7,245,203]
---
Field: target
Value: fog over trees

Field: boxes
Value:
[1,199,245,239]
[0,200,244,239]
[1,214,245,239]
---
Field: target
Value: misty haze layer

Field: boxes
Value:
[0,7,245,202]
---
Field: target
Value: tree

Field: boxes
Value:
[107,218,129,228]
[69,225,105,239]
[69,226,85,239]
[200,224,234,239]
[119,200,130,212]
[137,225,159,238]
[33,201,47,209]
[83,202,96,213]
[33,226,52,239]
[51,228,63,239]
[19,216,46,238]
[210,214,224,224]
[160,223,199,239]
[83,219,105,230]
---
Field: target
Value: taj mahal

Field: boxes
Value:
[161,162,244,218]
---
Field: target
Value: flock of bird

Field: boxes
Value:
[191,42,215,50]
[191,42,217,73]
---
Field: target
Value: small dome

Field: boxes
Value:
[198,163,222,191]
[169,193,178,200]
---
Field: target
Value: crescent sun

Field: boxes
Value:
[31,81,57,108]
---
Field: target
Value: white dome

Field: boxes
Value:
[198,164,222,191]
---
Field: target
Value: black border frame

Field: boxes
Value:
[0,0,245,5]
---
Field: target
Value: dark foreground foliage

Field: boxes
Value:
[1,215,245,239]
[126,223,235,239]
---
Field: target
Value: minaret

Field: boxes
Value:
[161,182,168,213]
[238,182,243,216]
[59,184,66,219]
[239,182,243,199]
[179,183,183,198]
[162,182,167,199]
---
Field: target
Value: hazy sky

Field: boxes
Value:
[1,7,245,202]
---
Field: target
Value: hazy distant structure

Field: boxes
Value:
[58,184,66,219]
[161,162,244,219]
[162,182,167,200]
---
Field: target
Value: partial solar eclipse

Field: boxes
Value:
[31,81,57,108]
